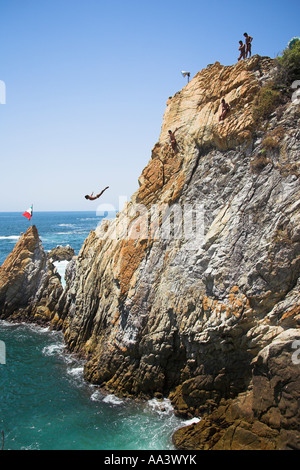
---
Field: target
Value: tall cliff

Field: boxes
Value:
[55,55,300,449]
[1,55,299,450]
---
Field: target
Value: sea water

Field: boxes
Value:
[0,211,106,265]
[0,212,185,450]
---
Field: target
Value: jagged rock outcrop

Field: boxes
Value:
[1,55,300,450]
[0,225,63,323]
[48,245,75,262]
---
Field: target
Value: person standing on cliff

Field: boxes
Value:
[168,128,178,151]
[238,40,246,61]
[219,99,230,121]
[244,32,253,58]
[85,186,109,200]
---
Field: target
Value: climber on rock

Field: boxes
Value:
[219,99,230,121]
[238,40,246,61]
[168,128,178,151]
[244,33,253,58]
[85,186,109,201]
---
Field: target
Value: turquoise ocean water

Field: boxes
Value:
[0,212,185,450]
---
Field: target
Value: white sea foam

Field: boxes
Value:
[90,390,102,402]
[55,230,87,235]
[147,398,174,415]
[0,320,53,337]
[21,442,40,450]
[0,235,20,240]
[78,218,97,221]
[0,319,16,327]
[183,417,201,426]
[55,232,75,235]
[22,323,51,334]
[42,343,65,356]
[53,259,69,272]
[67,366,84,378]
[57,224,76,227]
[102,394,124,406]
[53,260,69,288]
[41,333,79,369]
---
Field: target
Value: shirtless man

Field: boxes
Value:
[85,186,109,200]
[168,128,178,150]
[238,40,246,61]
[219,99,230,121]
[244,33,253,58]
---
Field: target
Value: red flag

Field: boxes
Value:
[22,205,33,220]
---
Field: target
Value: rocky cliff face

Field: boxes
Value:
[59,55,300,450]
[1,55,300,450]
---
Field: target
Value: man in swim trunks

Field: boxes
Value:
[168,128,178,150]
[219,99,230,121]
[244,33,253,58]
[238,41,246,61]
[85,186,109,200]
[238,40,246,61]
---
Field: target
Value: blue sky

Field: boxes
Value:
[0,0,299,211]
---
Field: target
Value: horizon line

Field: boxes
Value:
[0,210,118,214]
